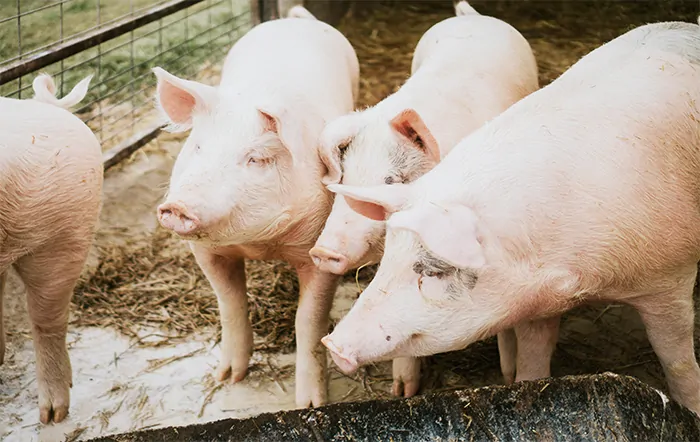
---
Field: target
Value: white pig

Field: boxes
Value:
[154,7,359,408]
[322,20,700,416]
[0,73,103,423]
[309,1,539,397]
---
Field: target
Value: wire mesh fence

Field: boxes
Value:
[0,0,255,163]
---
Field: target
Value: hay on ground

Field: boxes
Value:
[72,227,300,354]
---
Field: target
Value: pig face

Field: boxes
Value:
[310,109,441,274]
[153,67,307,245]
[320,183,494,374]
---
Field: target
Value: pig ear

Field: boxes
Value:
[390,109,441,164]
[318,115,362,185]
[257,108,303,159]
[328,183,410,221]
[153,67,216,132]
[388,203,485,270]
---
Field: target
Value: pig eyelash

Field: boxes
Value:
[247,156,273,167]
[384,174,408,185]
[412,261,446,279]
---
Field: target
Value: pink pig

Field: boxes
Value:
[310,1,539,397]
[0,73,103,423]
[322,20,700,416]
[154,6,359,408]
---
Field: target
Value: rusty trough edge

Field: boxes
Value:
[85,373,700,442]
[0,0,207,86]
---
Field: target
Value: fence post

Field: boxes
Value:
[259,0,278,21]
[249,0,261,25]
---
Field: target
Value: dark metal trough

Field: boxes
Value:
[88,372,700,441]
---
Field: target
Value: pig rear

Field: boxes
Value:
[0,74,103,424]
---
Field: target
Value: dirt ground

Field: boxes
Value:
[2,1,700,441]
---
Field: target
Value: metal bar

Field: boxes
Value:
[103,124,165,171]
[100,9,253,171]
[249,0,261,26]
[79,14,244,118]
[101,67,224,170]
[0,0,174,66]
[91,26,233,129]
[0,0,75,26]
[0,0,207,86]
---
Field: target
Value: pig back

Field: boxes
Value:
[439,22,700,290]
[410,15,537,89]
[218,18,358,119]
[0,97,103,261]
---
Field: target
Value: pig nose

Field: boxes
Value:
[157,202,200,235]
[321,335,359,375]
[309,246,349,275]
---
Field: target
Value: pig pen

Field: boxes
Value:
[2,1,700,441]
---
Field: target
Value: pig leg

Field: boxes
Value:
[513,316,561,382]
[294,264,339,408]
[14,246,87,424]
[192,245,252,383]
[497,329,517,384]
[629,271,700,416]
[0,270,5,365]
[392,357,421,397]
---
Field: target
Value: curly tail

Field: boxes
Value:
[288,5,316,20]
[454,1,478,16]
[32,73,92,110]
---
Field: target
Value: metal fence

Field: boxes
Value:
[0,0,257,169]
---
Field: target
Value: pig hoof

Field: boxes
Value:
[391,378,420,398]
[38,379,70,424]
[215,363,248,383]
[39,398,70,424]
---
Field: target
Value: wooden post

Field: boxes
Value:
[260,0,279,21]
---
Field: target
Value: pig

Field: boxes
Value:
[309,1,539,397]
[153,6,359,408]
[322,20,700,417]
[0,73,103,423]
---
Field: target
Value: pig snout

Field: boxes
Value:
[321,335,359,374]
[157,201,200,235]
[309,246,350,275]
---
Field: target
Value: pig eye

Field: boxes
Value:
[384,174,406,185]
[247,156,273,167]
[195,144,201,151]
[424,270,444,278]
[412,262,445,279]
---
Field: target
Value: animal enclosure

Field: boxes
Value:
[0,0,255,168]
[1,1,700,441]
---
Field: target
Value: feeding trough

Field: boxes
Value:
[88,373,700,441]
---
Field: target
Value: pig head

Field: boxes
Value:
[320,182,502,373]
[310,109,441,274]
[153,67,325,245]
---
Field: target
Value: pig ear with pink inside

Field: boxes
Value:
[255,107,302,163]
[318,114,363,185]
[327,183,410,221]
[389,203,486,270]
[390,109,441,165]
[152,67,217,132]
